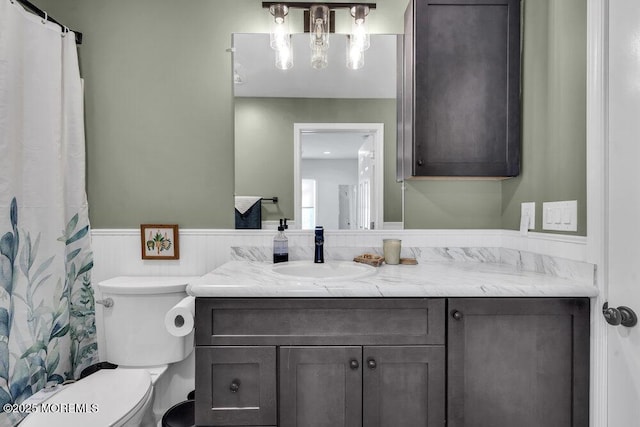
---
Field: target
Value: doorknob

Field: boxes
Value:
[603,302,637,327]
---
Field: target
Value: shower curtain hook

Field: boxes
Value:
[41,12,48,25]
[62,26,69,37]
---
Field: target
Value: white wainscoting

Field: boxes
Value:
[91,228,587,284]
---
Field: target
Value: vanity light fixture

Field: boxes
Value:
[350,5,370,51]
[346,4,369,69]
[263,2,376,70]
[309,4,330,69]
[269,4,293,70]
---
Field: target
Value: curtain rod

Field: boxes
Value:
[14,0,83,45]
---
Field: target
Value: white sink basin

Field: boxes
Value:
[270,260,377,281]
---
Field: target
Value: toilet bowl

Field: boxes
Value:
[20,276,198,427]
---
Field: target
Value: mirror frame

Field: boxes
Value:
[293,123,385,230]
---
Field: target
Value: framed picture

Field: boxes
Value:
[140,224,179,260]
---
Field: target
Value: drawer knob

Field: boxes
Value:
[349,359,359,370]
[229,379,240,393]
[452,310,463,321]
[367,358,377,370]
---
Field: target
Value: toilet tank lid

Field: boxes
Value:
[98,276,200,295]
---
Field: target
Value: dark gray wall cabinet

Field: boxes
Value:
[400,0,521,178]
[194,297,588,427]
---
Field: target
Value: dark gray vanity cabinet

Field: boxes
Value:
[194,298,445,427]
[447,298,590,427]
[194,297,589,427]
[400,0,521,178]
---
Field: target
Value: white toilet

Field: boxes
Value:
[20,276,198,427]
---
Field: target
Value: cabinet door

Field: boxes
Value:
[447,298,590,427]
[404,0,521,178]
[195,346,276,426]
[363,346,445,427]
[279,346,362,427]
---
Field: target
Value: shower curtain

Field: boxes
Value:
[0,0,97,422]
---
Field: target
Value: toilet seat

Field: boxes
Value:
[19,368,151,427]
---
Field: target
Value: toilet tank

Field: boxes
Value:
[97,276,198,366]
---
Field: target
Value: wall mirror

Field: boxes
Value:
[233,33,402,230]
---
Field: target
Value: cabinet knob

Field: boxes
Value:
[349,359,359,370]
[417,159,424,167]
[367,358,377,370]
[229,379,240,393]
[452,310,463,321]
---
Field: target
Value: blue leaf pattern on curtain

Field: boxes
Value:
[0,199,96,408]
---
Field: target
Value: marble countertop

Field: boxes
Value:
[187,258,598,298]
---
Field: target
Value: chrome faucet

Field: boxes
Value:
[314,226,324,263]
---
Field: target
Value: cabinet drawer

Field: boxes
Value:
[194,346,276,426]
[195,298,445,346]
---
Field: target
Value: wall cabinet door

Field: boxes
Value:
[447,298,590,427]
[401,0,521,178]
[363,346,445,427]
[279,346,362,427]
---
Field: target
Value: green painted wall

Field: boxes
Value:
[37,0,586,233]
[501,0,587,235]
[235,98,402,223]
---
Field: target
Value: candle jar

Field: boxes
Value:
[383,239,401,265]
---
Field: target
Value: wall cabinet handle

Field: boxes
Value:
[451,310,463,321]
[349,359,359,370]
[367,358,377,370]
[229,379,240,393]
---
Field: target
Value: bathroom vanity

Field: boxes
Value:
[189,257,595,427]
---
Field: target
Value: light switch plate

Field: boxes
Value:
[520,202,536,230]
[542,200,577,231]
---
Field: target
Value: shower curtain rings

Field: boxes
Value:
[41,12,47,25]
[62,26,69,38]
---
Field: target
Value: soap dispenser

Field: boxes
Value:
[273,218,289,263]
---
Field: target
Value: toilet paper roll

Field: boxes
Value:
[165,296,195,337]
